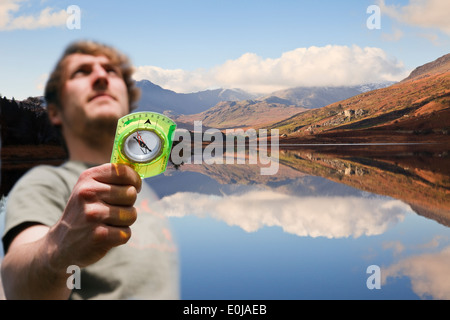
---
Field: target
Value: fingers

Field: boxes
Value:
[90,206,136,249]
[77,164,141,207]
[76,163,140,233]
[98,184,138,206]
[84,163,142,193]
[85,203,137,227]
[93,225,132,247]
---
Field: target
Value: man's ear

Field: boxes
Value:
[47,103,62,126]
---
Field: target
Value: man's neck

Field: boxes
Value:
[65,134,114,165]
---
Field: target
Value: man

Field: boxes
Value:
[1,41,179,299]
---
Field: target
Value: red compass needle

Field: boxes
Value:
[134,131,152,153]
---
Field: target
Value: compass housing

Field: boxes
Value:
[122,129,163,163]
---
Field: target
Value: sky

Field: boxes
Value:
[0,0,449,99]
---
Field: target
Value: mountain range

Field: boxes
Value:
[2,53,448,145]
[136,79,396,129]
[135,54,449,140]
[136,79,395,116]
[269,53,450,144]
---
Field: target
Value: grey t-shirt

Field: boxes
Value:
[2,161,180,300]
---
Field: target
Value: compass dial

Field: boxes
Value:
[123,130,162,163]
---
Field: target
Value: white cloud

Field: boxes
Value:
[156,189,409,239]
[382,246,450,299]
[0,0,67,31]
[133,65,215,93]
[378,0,450,35]
[133,45,407,94]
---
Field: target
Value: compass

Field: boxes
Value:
[110,112,176,178]
[123,130,161,163]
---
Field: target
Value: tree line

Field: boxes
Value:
[0,96,63,146]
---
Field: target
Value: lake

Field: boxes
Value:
[148,143,450,300]
[1,143,449,300]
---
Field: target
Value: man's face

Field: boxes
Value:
[57,53,129,139]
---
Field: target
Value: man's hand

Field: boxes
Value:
[47,163,142,269]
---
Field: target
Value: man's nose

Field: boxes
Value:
[91,64,109,88]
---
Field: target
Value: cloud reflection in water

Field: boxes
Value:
[383,246,450,300]
[155,189,411,239]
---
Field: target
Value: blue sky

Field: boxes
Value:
[1,0,449,99]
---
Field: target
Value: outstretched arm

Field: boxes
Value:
[1,225,71,299]
[1,164,141,300]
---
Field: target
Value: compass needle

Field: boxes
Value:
[133,134,152,153]
[110,112,176,178]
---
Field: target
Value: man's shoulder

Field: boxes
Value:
[10,161,89,195]
[1,162,91,252]
[23,161,88,179]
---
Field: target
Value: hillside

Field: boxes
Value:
[269,54,450,144]
[174,100,306,130]
[401,53,450,82]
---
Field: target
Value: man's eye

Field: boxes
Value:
[106,66,120,75]
[72,68,90,77]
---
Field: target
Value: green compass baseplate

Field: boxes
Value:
[110,111,177,178]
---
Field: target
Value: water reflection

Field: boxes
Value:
[156,190,409,238]
[1,144,449,299]
[147,143,450,299]
[164,144,450,229]
[276,145,450,224]
[382,245,450,300]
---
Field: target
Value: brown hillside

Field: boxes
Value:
[174,100,305,129]
[402,53,450,82]
[270,66,450,143]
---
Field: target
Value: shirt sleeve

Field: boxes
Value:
[2,165,72,251]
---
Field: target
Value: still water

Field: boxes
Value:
[1,144,449,299]
[147,144,450,300]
